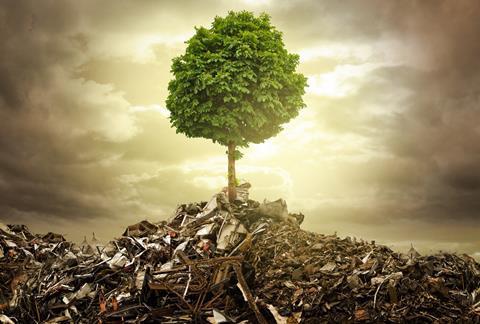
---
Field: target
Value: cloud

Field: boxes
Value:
[0,1,141,239]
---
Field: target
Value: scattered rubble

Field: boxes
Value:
[1,185,479,323]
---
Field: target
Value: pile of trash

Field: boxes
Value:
[1,183,480,323]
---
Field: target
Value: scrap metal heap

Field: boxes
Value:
[1,184,480,323]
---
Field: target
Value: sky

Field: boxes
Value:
[1,0,479,258]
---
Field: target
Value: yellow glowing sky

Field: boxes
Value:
[1,0,480,259]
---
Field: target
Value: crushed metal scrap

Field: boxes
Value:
[1,184,480,323]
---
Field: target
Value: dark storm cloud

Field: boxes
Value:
[0,1,84,221]
[0,108,126,223]
[372,1,480,224]
[0,1,77,110]
[0,1,143,230]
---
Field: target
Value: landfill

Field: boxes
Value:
[1,183,480,323]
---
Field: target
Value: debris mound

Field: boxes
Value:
[1,185,480,323]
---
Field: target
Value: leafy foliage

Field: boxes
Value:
[166,11,307,148]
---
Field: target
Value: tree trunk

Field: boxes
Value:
[227,142,237,202]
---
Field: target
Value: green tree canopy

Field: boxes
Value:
[166,10,307,148]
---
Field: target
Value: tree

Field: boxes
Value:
[166,11,307,202]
